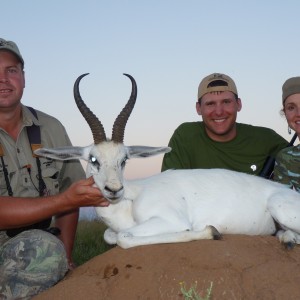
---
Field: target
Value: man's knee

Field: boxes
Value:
[0,229,68,299]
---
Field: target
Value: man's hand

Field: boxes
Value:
[62,177,110,209]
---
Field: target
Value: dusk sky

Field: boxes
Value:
[2,1,300,179]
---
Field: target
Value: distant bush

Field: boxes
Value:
[73,220,115,266]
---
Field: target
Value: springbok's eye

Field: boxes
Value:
[121,158,127,168]
[89,155,100,169]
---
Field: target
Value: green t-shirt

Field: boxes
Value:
[273,145,300,191]
[161,122,288,175]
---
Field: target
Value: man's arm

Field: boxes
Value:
[54,208,79,269]
[161,133,189,171]
[0,177,109,230]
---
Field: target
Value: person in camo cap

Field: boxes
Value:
[273,77,300,191]
[0,38,109,299]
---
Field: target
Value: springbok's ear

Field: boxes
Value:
[127,146,171,158]
[34,145,93,161]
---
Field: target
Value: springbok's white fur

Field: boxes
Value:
[34,73,300,249]
[35,141,300,249]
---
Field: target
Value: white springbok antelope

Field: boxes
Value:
[35,73,300,249]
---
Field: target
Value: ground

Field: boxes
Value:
[34,235,300,300]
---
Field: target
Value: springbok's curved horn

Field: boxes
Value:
[73,73,107,144]
[111,74,137,143]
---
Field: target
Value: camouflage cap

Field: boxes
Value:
[0,38,24,67]
[198,73,238,100]
[282,77,300,103]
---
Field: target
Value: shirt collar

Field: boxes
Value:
[21,104,41,127]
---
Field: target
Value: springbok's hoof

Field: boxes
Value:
[284,241,296,250]
[209,225,222,240]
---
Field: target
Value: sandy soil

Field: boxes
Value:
[33,234,300,300]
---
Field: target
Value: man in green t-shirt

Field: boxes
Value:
[162,73,288,175]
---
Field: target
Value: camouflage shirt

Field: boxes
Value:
[273,144,300,192]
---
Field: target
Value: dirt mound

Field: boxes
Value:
[34,235,300,300]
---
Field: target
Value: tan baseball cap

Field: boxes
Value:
[282,77,300,103]
[0,38,24,67]
[198,73,238,100]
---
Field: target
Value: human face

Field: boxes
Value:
[284,94,300,138]
[0,50,25,111]
[196,91,242,142]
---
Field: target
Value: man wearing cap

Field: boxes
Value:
[0,38,109,298]
[273,77,300,191]
[162,72,288,175]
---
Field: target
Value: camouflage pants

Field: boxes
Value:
[0,229,68,300]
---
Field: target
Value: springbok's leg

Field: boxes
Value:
[276,230,300,249]
[268,191,300,248]
[104,228,118,245]
[116,217,220,249]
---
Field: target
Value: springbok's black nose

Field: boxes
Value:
[105,186,123,195]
